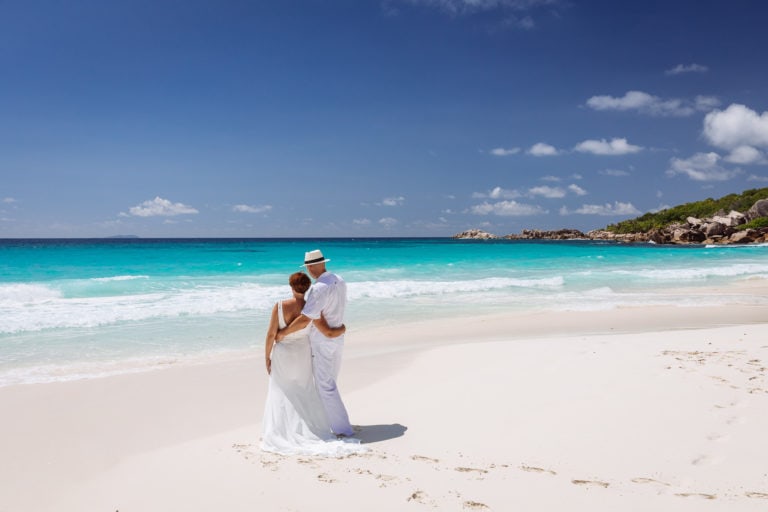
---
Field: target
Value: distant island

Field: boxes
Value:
[455,188,768,245]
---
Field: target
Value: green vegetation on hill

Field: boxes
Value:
[739,216,768,231]
[606,187,768,234]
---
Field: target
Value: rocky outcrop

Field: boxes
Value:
[586,230,651,243]
[747,199,768,220]
[712,210,746,227]
[452,229,499,240]
[454,198,768,245]
[586,198,768,245]
[505,229,586,240]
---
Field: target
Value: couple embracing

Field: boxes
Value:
[260,250,364,456]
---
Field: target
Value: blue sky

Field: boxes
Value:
[2,0,768,237]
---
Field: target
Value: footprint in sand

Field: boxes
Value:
[411,455,440,464]
[232,443,254,458]
[462,500,489,509]
[746,492,768,499]
[631,477,671,487]
[572,479,610,489]
[317,473,338,484]
[376,474,399,487]
[406,490,435,506]
[455,467,490,477]
[260,458,280,471]
[714,401,739,410]
[675,492,717,500]
[691,454,724,467]
[705,432,731,442]
[520,465,557,476]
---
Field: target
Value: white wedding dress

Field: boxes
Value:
[260,301,365,456]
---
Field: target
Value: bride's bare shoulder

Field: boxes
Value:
[282,297,302,314]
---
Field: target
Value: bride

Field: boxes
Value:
[261,272,364,456]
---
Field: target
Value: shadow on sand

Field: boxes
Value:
[354,423,408,444]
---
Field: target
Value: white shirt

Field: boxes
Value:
[302,271,347,331]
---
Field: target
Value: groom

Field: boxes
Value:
[277,249,354,437]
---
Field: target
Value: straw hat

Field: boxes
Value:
[301,249,331,267]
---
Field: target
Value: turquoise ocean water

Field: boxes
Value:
[2,238,768,386]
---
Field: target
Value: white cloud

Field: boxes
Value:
[379,217,398,228]
[541,175,561,182]
[747,174,768,182]
[353,218,372,225]
[695,95,720,111]
[528,186,565,198]
[528,142,559,156]
[574,138,642,156]
[585,90,717,117]
[587,90,656,111]
[490,186,520,199]
[127,197,199,217]
[725,145,766,165]
[703,104,768,152]
[380,196,405,206]
[490,147,521,156]
[397,0,560,16]
[568,184,587,196]
[666,152,742,182]
[470,200,547,216]
[599,169,630,177]
[665,63,708,75]
[562,201,641,216]
[504,15,535,30]
[232,204,272,214]
[473,186,520,199]
[571,173,583,180]
[2,197,17,204]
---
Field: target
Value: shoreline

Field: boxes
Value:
[4,296,768,389]
[2,299,768,510]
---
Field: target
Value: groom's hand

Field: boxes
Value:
[275,329,285,342]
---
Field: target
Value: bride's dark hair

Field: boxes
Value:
[289,272,311,295]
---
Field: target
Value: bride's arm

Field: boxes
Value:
[313,313,346,338]
[264,304,279,374]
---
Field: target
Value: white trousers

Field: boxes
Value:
[310,336,353,436]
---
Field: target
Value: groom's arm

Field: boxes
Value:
[313,314,345,338]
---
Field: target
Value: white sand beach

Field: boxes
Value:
[2,297,768,511]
